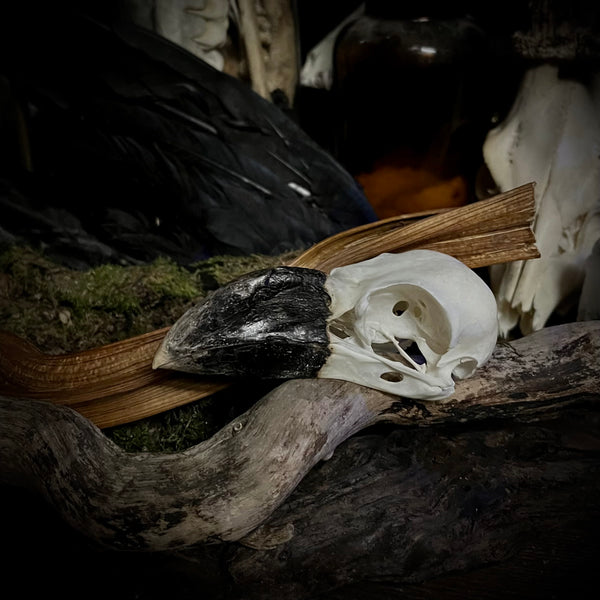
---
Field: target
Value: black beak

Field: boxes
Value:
[153,266,331,379]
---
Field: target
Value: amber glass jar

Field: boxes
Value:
[333,0,491,217]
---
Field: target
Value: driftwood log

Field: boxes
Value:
[1,321,599,598]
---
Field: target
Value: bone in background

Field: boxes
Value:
[483,65,600,337]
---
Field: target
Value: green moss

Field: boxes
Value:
[193,252,298,289]
[0,246,76,352]
[0,246,206,352]
[57,263,144,314]
[56,258,201,315]
[107,398,221,452]
[146,257,200,297]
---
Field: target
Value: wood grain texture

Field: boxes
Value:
[227,409,599,599]
[238,0,269,98]
[1,321,597,553]
[0,328,228,427]
[288,183,538,272]
[0,185,538,427]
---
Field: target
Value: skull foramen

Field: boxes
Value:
[320,251,498,399]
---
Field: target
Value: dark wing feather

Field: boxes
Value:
[0,4,375,266]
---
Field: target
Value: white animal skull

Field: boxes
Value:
[483,65,600,336]
[319,250,498,399]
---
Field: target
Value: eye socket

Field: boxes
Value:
[380,372,404,382]
[371,340,427,369]
[392,300,409,316]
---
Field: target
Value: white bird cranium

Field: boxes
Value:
[321,250,498,399]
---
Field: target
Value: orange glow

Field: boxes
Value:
[356,164,468,219]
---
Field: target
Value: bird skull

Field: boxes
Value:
[319,251,498,399]
[153,250,498,401]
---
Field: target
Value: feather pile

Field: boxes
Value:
[0,4,375,268]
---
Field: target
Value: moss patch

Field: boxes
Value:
[194,252,297,289]
[107,398,221,453]
[0,246,206,352]
[0,245,295,353]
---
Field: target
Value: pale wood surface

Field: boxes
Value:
[238,0,269,99]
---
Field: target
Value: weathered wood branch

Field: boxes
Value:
[262,0,298,104]
[0,321,598,553]
[226,408,600,599]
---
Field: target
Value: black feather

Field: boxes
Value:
[0,3,375,267]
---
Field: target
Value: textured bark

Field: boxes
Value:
[262,0,298,104]
[0,321,598,560]
[512,0,600,61]
[3,409,598,600]
[0,380,378,550]
[225,413,600,599]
